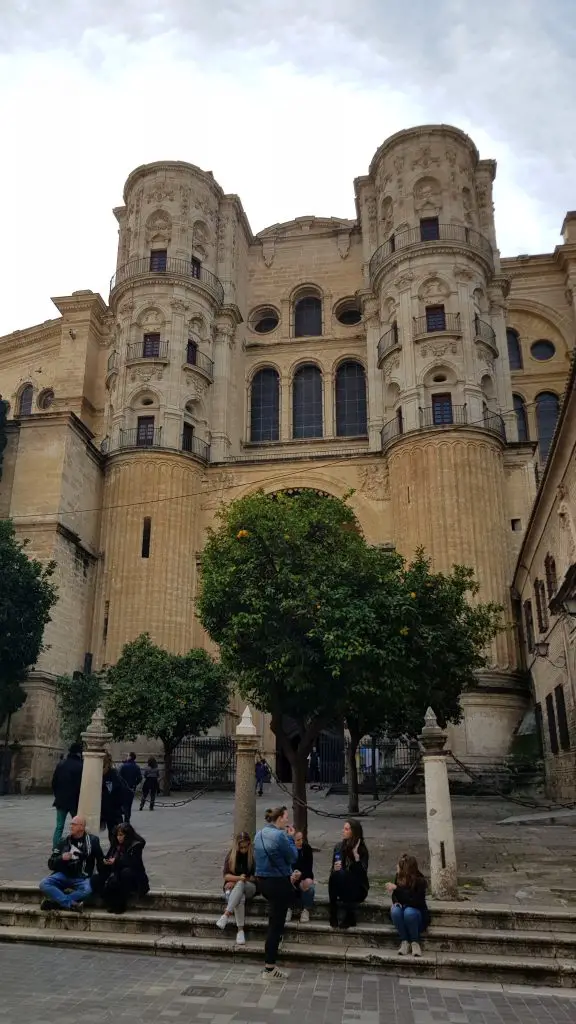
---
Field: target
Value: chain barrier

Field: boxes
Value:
[448,752,576,813]
[258,753,422,819]
[120,749,237,809]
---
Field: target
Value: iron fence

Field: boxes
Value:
[171,735,237,790]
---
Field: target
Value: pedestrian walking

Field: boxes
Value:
[216,832,257,945]
[50,742,83,847]
[386,853,430,958]
[254,806,298,981]
[328,819,369,929]
[118,752,142,822]
[255,757,267,797]
[140,756,160,810]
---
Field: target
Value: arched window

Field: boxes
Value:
[536,391,560,461]
[507,328,523,370]
[18,384,33,416]
[335,361,367,437]
[294,296,322,337]
[293,364,323,438]
[513,394,529,442]
[250,368,280,442]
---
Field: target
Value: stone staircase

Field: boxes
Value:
[1,883,576,987]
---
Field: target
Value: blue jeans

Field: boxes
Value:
[391,904,422,942]
[39,872,93,908]
[299,883,315,908]
[52,809,69,847]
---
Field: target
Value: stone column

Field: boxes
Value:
[234,706,260,839]
[419,707,458,900]
[77,707,111,836]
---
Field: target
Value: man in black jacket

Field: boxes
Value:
[40,815,104,911]
[118,752,142,823]
[51,743,83,846]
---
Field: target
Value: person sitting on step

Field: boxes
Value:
[286,831,315,923]
[92,822,150,914]
[39,815,104,912]
[328,819,369,929]
[216,831,257,945]
[386,853,430,957]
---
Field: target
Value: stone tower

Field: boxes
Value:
[94,161,244,663]
[356,126,526,746]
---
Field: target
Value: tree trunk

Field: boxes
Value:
[162,742,173,795]
[290,752,309,834]
[371,735,379,799]
[346,728,361,814]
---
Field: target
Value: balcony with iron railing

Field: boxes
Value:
[369,222,492,282]
[184,343,214,380]
[377,323,400,366]
[419,404,468,429]
[107,351,118,373]
[110,256,225,305]
[474,316,498,352]
[126,340,169,363]
[381,403,506,451]
[100,426,210,462]
[413,312,462,339]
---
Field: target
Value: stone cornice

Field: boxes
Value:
[221,193,254,243]
[367,124,480,180]
[123,160,224,203]
[51,291,109,320]
[256,215,358,240]
[14,410,102,467]
[0,319,62,355]
[110,273,222,308]
[371,241,493,290]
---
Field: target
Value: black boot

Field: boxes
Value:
[342,908,357,929]
[329,902,339,928]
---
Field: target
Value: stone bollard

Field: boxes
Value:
[77,707,111,836]
[234,706,260,839]
[419,707,458,900]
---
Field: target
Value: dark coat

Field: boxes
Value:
[295,842,314,880]
[103,836,150,895]
[101,768,127,825]
[255,761,267,783]
[331,841,370,897]
[51,754,83,814]
[119,760,142,791]
[48,833,104,879]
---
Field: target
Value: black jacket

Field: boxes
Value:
[119,760,142,791]
[331,841,369,895]
[295,842,314,880]
[101,768,127,824]
[51,754,83,814]
[393,874,430,930]
[104,837,150,894]
[48,833,104,879]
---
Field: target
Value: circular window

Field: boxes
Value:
[141,398,154,406]
[249,307,280,334]
[37,389,54,410]
[335,299,362,326]
[531,339,555,361]
[433,374,447,383]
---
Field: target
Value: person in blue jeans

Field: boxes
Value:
[286,831,315,923]
[386,854,430,957]
[40,815,104,911]
[254,806,298,981]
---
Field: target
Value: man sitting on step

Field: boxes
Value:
[39,815,105,912]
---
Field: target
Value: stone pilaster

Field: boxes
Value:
[78,707,111,836]
[234,706,260,839]
[419,707,458,900]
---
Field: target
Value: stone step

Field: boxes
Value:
[1,924,575,988]
[2,902,576,960]
[3,883,576,934]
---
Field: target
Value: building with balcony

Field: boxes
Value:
[0,126,575,788]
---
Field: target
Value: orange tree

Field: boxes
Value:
[198,489,503,831]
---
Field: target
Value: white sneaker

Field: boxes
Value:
[300,909,310,924]
[236,929,246,945]
[398,941,410,956]
[216,913,229,930]
[285,908,292,922]
[411,941,422,958]
[261,967,287,981]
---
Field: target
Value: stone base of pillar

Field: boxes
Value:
[77,708,111,836]
[419,707,458,901]
[234,707,261,839]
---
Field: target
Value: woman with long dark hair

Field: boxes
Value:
[140,756,160,810]
[328,818,369,929]
[254,806,298,980]
[216,832,256,945]
[98,822,150,914]
[386,853,430,957]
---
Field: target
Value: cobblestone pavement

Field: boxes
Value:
[1,945,576,1024]
[1,787,576,907]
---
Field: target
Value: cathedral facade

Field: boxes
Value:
[1,124,574,788]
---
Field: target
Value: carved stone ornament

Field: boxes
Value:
[130,367,164,383]
[358,464,390,501]
[419,275,449,302]
[146,184,174,204]
[412,145,439,171]
[394,272,414,291]
[453,264,475,282]
[383,354,400,380]
[180,186,191,217]
[145,210,171,246]
[337,229,351,259]
[118,300,135,318]
[445,147,457,166]
[565,288,574,306]
[420,342,458,358]
[183,373,209,402]
[262,234,276,268]
[170,299,189,314]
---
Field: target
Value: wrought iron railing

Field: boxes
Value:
[369,223,492,281]
[110,257,224,305]
[474,316,497,347]
[377,323,400,363]
[119,427,163,448]
[413,312,462,337]
[127,340,169,362]
[182,433,210,460]
[482,410,506,440]
[420,404,468,429]
[185,347,214,379]
[381,416,404,448]
[107,351,118,373]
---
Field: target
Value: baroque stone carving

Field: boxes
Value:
[183,371,209,402]
[337,229,351,259]
[394,271,414,291]
[383,354,400,380]
[146,185,174,204]
[171,299,189,314]
[418,275,450,301]
[118,300,135,318]
[412,145,440,170]
[262,234,276,267]
[413,176,442,213]
[420,342,458,358]
[358,464,390,501]
[145,209,171,246]
[129,367,164,383]
[180,186,191,218]
[381,196,393,237]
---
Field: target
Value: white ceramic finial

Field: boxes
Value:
[236,705,257,737]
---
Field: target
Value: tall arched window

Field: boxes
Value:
[335,361,367,437]
[536,391,560,461]
[294,296,322,337]
[250,368,280,442]
[18,384,33,416]
[507,328,523,370]
[513,394,529,442]
[293,364,323,438]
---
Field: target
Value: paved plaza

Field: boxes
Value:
[1,944,576,1024]
[1,786,575,907]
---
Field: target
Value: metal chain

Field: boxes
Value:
[448,752,576,812]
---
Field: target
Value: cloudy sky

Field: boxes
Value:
[0,0,574,336]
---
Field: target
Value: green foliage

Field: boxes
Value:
[0,520,58,729]
[104,634,230,784]
[0,396,8,482]
[54,670,106,743]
